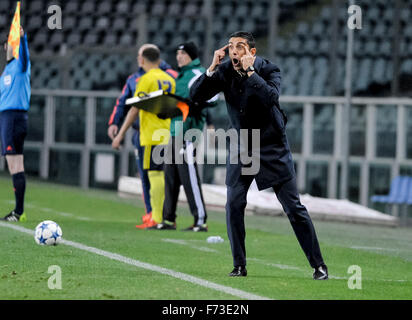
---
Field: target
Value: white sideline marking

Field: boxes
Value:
[248,257,302,271]
[0,222,271,300]
[161,238,410,283]
[2,201,92,221]
[162,238,219,253]
[350,246,400,252]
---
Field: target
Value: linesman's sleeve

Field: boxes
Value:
[19,34,30,72]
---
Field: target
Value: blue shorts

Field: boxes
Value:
[0,110,28,156]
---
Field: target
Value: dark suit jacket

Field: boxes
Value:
[190,56,295,190]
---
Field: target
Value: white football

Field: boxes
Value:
[34,220,63,246]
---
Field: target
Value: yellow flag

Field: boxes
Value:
[8,1,21,60]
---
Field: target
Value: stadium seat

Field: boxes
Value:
[318,39,330,56]
[379,41,392,58]
[151,2,166,16]
[251,5,265,20]
[401,59,412,74]
[84,33,99,46]
[132,2,148,15]
[29,0,43,13]
[177,19,191,34]
[33,32,48,45]
[148,17,161,33]
[66,33,82,47]
[302,38,317,56]
[78,17,94,32]
[212,20,225,36]
[219,4,233,18]
[296,22,309,37]
[119,34,133,46]
[28,16,42,29]
[364,40,378,57]
[63,16,77,31]
[81,1,95,15]
[193,20,206,35]
[116,2,129,14]
[288,38,302,55]
[97,1,112,15]
[406,178,412,205]
[103,34,117,46]
[0,1,10,13]
[242,20,256,34]
[311,22,324,38]
[235,4,248,18]
[112,18,127,32]
[96,17,110,31]
[50,33,64,46]
[371,176,411,204]
[373,24,387,40]
[64,2,79,14]
[226,20,240,35]
[319,6,331,23]
[168,3,181,16]
[400,9,410,23]
[151,34,166,48]
[184,3,199,16]
[0,13,7,28]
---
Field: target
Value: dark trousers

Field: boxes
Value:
[163,137,207,225]
[226,176,325,268]
[133,131,152,214]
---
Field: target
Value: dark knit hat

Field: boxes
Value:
[177,42,198,60]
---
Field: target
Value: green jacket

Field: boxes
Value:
[170,58,210,138]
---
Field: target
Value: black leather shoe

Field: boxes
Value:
[313,264,328,280]
[228,266,247,277]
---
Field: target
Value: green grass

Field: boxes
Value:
[1,176,412,300]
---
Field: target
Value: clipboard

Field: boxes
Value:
[125,90,190,121]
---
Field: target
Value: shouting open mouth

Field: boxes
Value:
[232,58,241,68]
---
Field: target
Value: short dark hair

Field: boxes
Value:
[229,31,256,49]
[142,47,160,63]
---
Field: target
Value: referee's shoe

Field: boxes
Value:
[2,211,27,222]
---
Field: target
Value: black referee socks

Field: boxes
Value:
[12,172,26,215]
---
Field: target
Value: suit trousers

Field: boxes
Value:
[226,176,325,268]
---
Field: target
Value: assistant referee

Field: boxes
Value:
[1,26,30,222]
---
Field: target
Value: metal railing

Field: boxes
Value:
[1,90,412,211]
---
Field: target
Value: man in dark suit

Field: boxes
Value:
[190,31,328,280]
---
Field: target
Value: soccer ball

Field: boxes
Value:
[34,220,63,246]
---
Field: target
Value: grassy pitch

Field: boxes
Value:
[1,176,412,300]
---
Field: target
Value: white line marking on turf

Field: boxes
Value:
[0,222,271,300]
[162,238,219,253]
[350,246,400,252]
[248,257,302,271]
[3,201,92,221]
[162,238,410,283]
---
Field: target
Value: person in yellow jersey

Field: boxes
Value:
[112,46,176,229]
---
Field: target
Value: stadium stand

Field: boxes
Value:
[0,1,409,102]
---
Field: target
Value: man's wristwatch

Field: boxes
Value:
[245,66,255,73]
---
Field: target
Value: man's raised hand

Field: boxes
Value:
[240,43,255,72]
[209,44,229,72]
